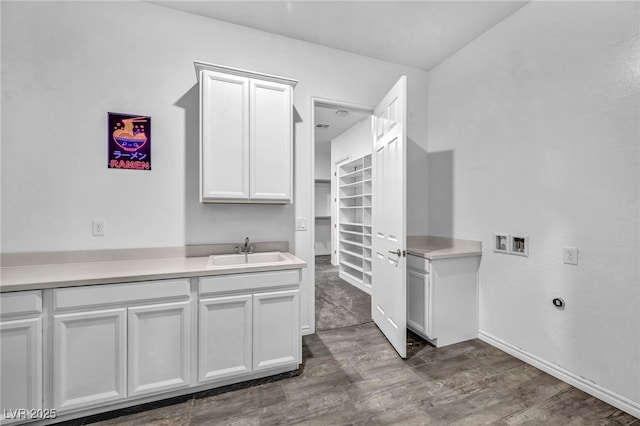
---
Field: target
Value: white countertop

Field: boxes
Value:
[0,252,306,293]
[407,236,482,260]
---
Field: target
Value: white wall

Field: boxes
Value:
[1,1,429,333]
[331,117,374,165]
[314,145,331,181]
[427,0,640,410]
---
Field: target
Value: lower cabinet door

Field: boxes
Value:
[1,318,42,423]
[199,295,252,383]
[407,269,427,335]
[128,301,191,397]
[407,269,433,339]
[252,289,300,371]
[53,309,126,411]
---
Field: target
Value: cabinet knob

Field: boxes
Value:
[388,249,401,257]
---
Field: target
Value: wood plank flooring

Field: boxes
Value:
[82,323,638,426]
[315,255,371,331]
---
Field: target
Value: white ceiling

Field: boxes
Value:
[152,1,528,71]
[314,106,370,151]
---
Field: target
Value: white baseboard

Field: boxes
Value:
[478,330,640,419]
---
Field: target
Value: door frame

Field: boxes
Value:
[308,96,374,335]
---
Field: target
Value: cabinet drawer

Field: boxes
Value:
[407,254,430,274]
[199,270,299,296]
[53,279,190,312]
[0,291,42,318]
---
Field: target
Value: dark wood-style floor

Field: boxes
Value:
[315,255,371,331]
[81,322,638,426]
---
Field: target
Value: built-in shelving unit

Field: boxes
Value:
[314,179,332,255]
[337,154,372,294]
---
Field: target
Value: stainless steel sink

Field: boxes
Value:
[205,251,287,268]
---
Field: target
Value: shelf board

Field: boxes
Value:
[339,206,364,210]
[314,179,331,183]
[340,179,372,189]
[340,248,363,259]
[340,239,363,248]
[340,260,364,273]
[363,270,372,276]
[340,166,371,179]
[340,270,364,285]
[340,194,366,200]
[315,215,331,219]
[339,230,363,236]
[340,222,364,226]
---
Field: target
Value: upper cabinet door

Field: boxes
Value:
[249,80,292,202]
[200,70,250,202]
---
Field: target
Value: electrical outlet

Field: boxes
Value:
[92,219,106,236]
[563,247,578,265]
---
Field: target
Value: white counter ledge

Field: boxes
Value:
[407,235,482,260]
[0,243,306,292]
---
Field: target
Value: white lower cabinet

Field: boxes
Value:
[407,254,479,347]
[253,290,300,371]
[3,268,302,424]
[1,317,43,423]
[199,294,253,383]
[1,291,43,424]
[53,309,127,411]
[197,270,302,384]
[128,301,191,397]
[51,279,191,413]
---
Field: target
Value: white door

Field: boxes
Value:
[0,318,42,422]
[128,301,191,397]
[253,290,300,371]
[200,69,250,202]
[249,79,293,202]
[371,76,408,357]
[53,309,127,411]
[198,294,252,383]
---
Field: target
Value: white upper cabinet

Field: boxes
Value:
[195,61,297,204]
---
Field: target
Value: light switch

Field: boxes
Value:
[296,218,307,231]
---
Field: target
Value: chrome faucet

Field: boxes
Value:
[236,237,254,254]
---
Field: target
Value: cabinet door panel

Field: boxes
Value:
[407,270,426,335]
[250,80,292,202]
[201,70,250,201]
[53,309,126,411]
[253,290,300,371]
[0,318,42,420]
[199,295,252,383]
[128,302,190,397]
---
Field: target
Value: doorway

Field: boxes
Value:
[313,101,373,331]
[309,77,408,357]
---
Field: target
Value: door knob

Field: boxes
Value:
[388,249,401,257]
